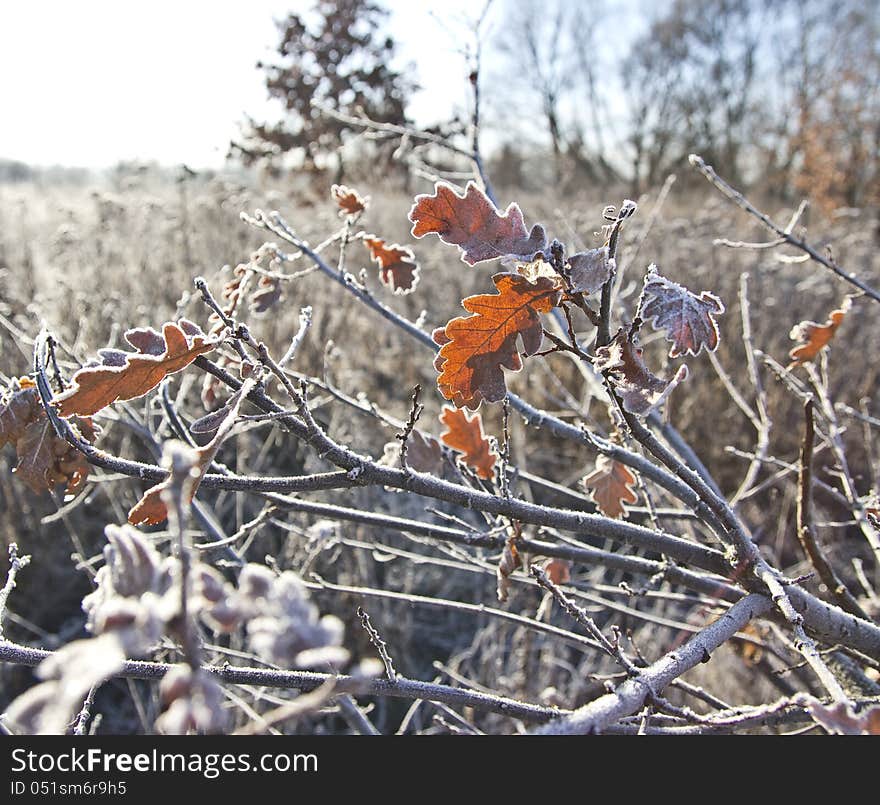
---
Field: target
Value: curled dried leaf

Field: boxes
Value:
[250,275,283,314]
[788,297,852,367]
[595,328,689,415]
[434,272,563,409]
[439,405,497,479]
[583,455,638,519]
[497,534,522,603]
[409,181,547,265]
[641,269,724,357]
[54,321,218,417]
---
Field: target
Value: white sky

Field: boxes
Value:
[0,0,486,169]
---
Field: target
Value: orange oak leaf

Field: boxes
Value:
[641,269,725,357]
[54,321,217,417]
[434,273,563,409]
[362,236,420,294]
[582,455,639,519]
[331,184,368,216]
[595,328,689,415]
[409,181,547,265]
[788,297,851,367]
[439,405,497,479]
[128,379,253,526]
[1,379,98,497]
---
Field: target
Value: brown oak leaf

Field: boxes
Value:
[497,533,522,603]
[409,181,547,265]
[542,558,572,585]
[641,269,724,357]
[380,430,445,476]
[250,275,283,314]
[788,297,851,367]
[439,405,497,479]
[582,455,639,519]
[128,379,253,525]
[595,328,689,415]
[362,236,420,294]
[331,184,368,216]
[54,321,217,417]
[434,273,563,409]
[1,379,98,497]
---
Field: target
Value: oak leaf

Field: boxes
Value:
[497,532,522,603]
[582,455,638,519]
[409,182,547,265]
[54,321,217,417]
[331,184,368,216]
[595,328,689,415]
[439,405,497,479]
[250,275,283,314]
[567,247,612,295]
[128,379,253,526]
[362,236,420,294]
[542,558,571,585]
[380,430,445,476]
[434,273,563,409]
[641,269,724,357]
[1,378,98,497]
[788,297,851,367]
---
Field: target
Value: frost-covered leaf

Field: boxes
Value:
[641,269,724,357]
[331,183,368,216]
[0,378,40,448]
[583,455,638,519]
[434,272,563,409]
[250,275,283,314]
[439,405,497,479]
[363,235,420,294]
[595,328,689,415]
[788,297,851,367]
[567,247,612,295]
[497,533,522,603]
[380,430,444,475]
[54,321,218,417]
[409,181,547,265]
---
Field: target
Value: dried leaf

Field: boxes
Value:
[497,535,521,603]
[250,275,283,314]
[1,380,98,496]
[788,297,851,367]
[434,272,563,409]
[582,455,638,519]
[409,181,547,265]
[439,405,497,479]
[363,235,420,294]
[567,247,612,295]
[380,430,445,476]
[641,269,724,357]
[0,378,41,449]
[128,379,253,525]
[542,558,571,585]
[331,183,368,216]
[595,328,689,415]
[54,321,217,417]
[806,698,880,735]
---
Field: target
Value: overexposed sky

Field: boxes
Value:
[0,0,487,169]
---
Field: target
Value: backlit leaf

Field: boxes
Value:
[331,184,368,216]
[434,273,563,409]
[409,182,547,265]
[788,297,851,367]
[362,236,419,294]
[582,455,638,519]
[641,269,724,357]
[439,405,497,479]
[567,247,612,295]
[54,321,218,417]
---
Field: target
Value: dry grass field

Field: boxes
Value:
[1,161,879,735]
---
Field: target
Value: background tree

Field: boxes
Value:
[230,0,414,180]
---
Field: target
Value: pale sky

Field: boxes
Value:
[0,0,488,169]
